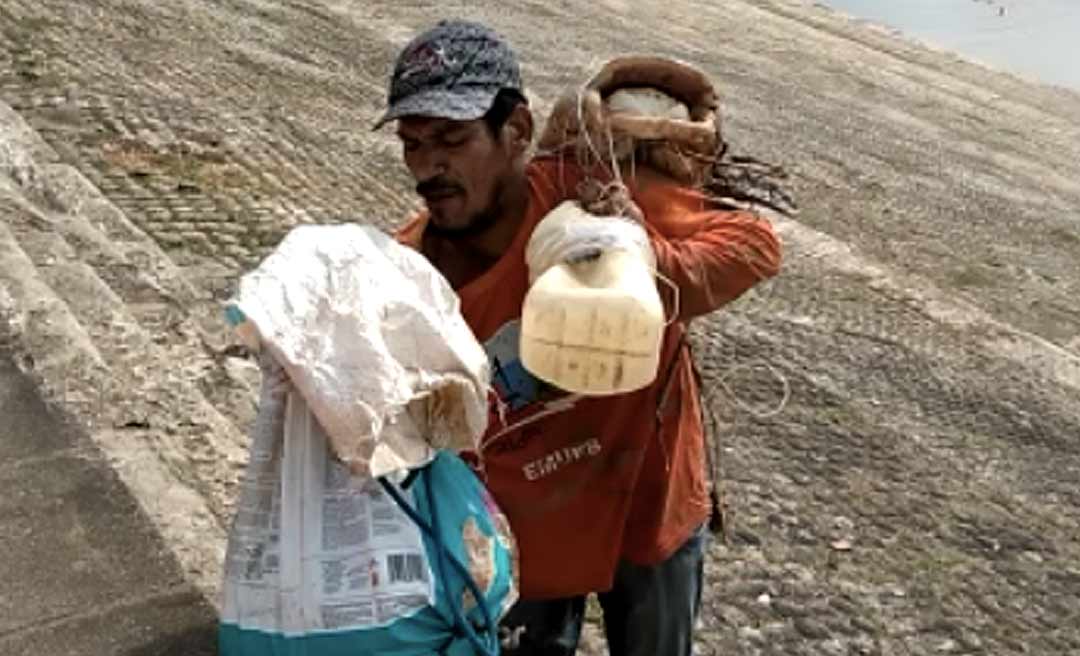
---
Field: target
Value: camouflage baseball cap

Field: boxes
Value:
[374,20,523,129]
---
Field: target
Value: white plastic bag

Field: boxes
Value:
[227,224,491,478]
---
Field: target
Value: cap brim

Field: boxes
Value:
[372,86,499,130]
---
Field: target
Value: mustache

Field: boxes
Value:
[416,176,464,198]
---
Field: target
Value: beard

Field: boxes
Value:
[425,208,501,239]
[424,178,506,240]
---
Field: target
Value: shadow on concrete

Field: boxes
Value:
[0,351,219,655]
[122,624,218,656]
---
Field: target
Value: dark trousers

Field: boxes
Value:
[498,524,708,656]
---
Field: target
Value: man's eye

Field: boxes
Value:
[401,138,420,153]
[441,134,468,148]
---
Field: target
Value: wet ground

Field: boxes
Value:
[824,0,1080,91]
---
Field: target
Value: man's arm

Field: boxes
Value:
[633,177,782,321]
[528,157,782,322]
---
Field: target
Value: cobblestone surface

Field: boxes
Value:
[1,1,1078,654]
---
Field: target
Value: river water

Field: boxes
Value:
[823,0,1080,92]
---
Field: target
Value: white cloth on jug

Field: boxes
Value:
[524,200,656,284]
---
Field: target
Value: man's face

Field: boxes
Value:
[397,116,513,234]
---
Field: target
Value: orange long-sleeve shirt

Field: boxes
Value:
[397,157,780,599]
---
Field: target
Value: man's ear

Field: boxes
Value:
[504,104,534,157]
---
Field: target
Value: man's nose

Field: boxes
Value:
[410,144,449,180]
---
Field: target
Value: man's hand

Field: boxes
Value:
[257,348,292,402]
[578,178,644,223]
[247,348,293,450]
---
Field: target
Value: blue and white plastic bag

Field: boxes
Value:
[219,224,517,655]
[219,391,517,655]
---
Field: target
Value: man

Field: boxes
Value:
[377,19,781,656]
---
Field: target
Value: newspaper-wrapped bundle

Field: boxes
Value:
[227,223,491,478]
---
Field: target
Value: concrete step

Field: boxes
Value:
[0,101,246,601]
[0,214,227,601]
[0,99,261,426]
[0,354,217,655]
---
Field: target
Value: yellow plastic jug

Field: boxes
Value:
[520,201,665,395]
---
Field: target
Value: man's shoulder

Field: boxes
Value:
[525,155,588,202]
